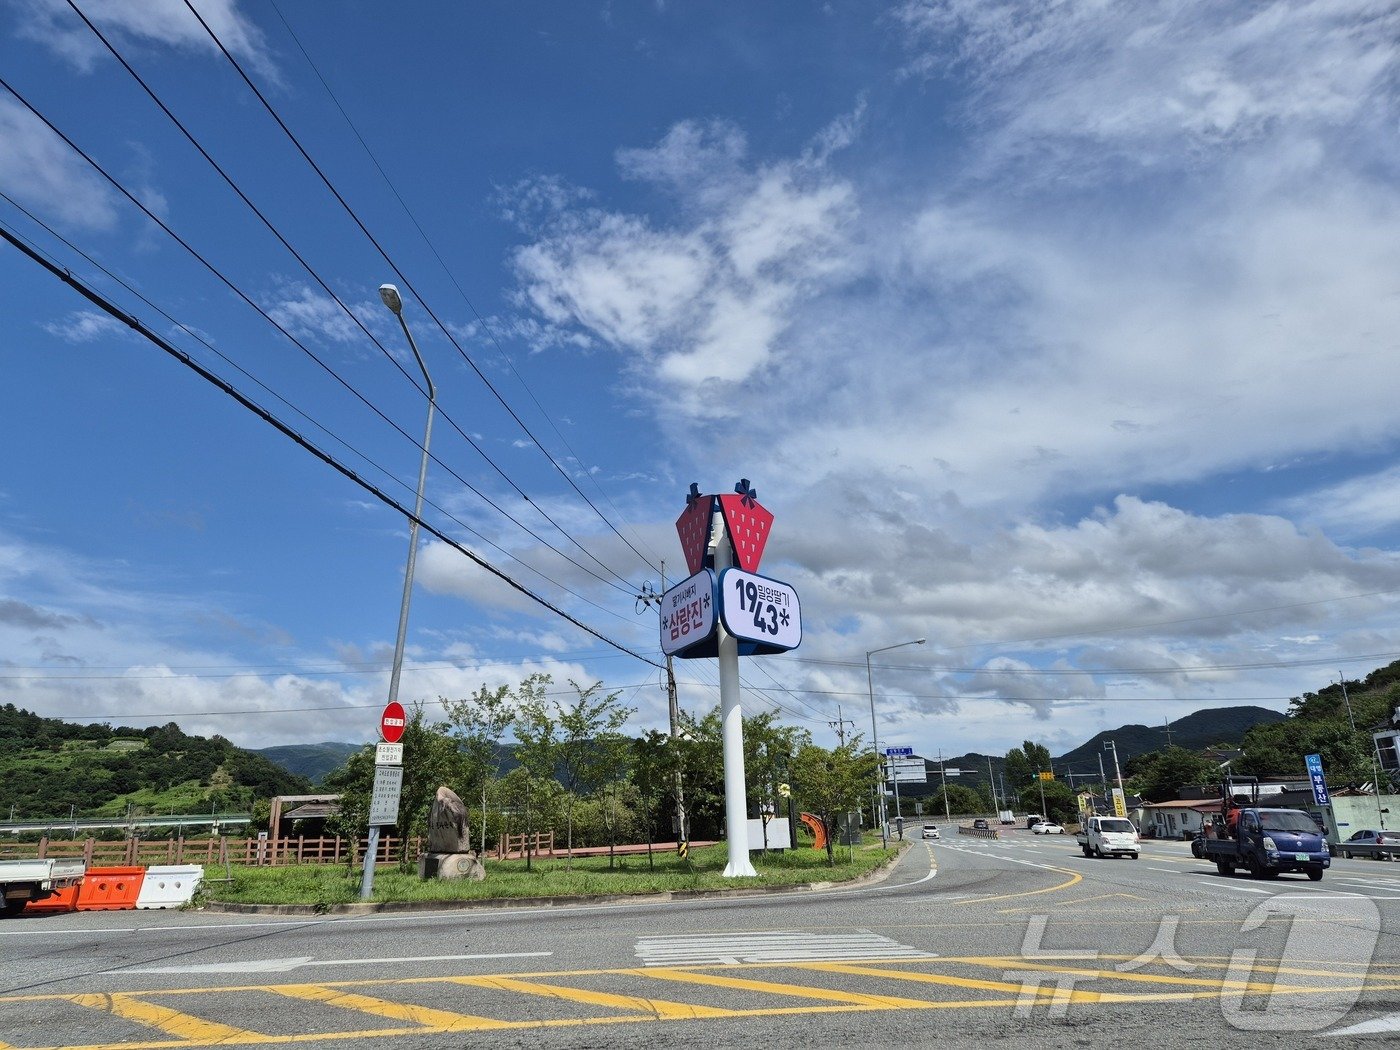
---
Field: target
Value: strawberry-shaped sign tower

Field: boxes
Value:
[662,480,802,878]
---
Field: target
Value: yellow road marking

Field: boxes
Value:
[1000,891,1151,913]
[958,865,1082,905]
[266,984,513,1031]
[982,958,1277,993]
[639,966,936,1008]
[798,961,1056,997]
[449,974,736,1019]
[68,993,262,1043]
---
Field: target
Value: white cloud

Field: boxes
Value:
[511,119,858,393]
[0,96,118,230]
[15,0,278,80]
[265,283,365,345]
[40,310,128,343]
[1280,467,1400,540]
[897,0,1399,175]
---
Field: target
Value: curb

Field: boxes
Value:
[203,840,914,917]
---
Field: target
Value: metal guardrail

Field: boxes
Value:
[1335,842,1399,860]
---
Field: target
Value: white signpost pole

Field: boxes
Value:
[713,506,757,878]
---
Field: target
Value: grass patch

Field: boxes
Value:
[207,842,900,908]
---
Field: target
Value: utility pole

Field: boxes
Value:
[1163,718,1174,747]
[829,705,856,747]
[1340,673,1387,830]
[637,563,689,856]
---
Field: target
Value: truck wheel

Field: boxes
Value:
[1246,854,1266,879]
[1,898,25,918]
[1307,869,1323,882]
[1131,853,1140,860]
[1215,858,1232,876]
[1081,844,1091,857]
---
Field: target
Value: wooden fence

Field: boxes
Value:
[0,829,558,867]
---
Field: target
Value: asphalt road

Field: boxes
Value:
[4,830,1400,1048]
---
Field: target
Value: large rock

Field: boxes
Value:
[419,851,485,881]
[426,786,471,853]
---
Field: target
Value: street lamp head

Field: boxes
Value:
[378,283,404,315]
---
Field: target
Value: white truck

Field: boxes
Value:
[1075,815,1140,859]
[1,859,86,917]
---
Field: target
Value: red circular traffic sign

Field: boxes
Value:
[380,701,406,743]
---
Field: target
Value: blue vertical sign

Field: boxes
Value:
[1305,753,1330,806]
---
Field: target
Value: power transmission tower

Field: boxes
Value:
[636,563,689,856]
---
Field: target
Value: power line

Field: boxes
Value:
[1,224,663,670]
[266,0,662,572]
[53,6,641,603]
[0,196,637,621]
[791,650,1400,677]
[182,0,658,581]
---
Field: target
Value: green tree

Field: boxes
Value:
[1005,741,1052,789]
[742,712,809,850]
[441,683,517,854]
[511,675,560,871]
[1124,746,1219,803]
[791,739,878,865]
[556,680,635,866]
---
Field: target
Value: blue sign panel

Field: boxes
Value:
[885,746,914,757]
[1304,752,1331,807]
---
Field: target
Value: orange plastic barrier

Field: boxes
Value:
[76,867,145,911]
[24,883,81,914]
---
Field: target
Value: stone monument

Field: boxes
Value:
[418,786,485,881]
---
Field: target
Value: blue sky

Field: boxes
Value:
[2,0,1399,763]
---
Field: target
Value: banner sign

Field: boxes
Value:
[1305,752,1331,807]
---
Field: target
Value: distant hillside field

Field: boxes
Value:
[0,704,312,819]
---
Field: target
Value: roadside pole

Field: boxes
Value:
[714,507,758,877]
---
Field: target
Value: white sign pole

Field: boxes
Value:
[714,506,757,878]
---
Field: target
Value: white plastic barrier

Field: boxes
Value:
[135,865,203,909]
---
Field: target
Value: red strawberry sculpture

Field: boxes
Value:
[716,479,773,573]
[674,483,715,576]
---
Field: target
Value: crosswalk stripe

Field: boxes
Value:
[635,930,936,967]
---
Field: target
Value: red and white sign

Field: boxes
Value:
[380,701,406,743]
[675,493,714,575]
[717,491,773,572]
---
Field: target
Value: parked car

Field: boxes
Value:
[921,825,940,840]
[972,818,990,830]
[1340,829,1400,859]
[1031,821,1065,835]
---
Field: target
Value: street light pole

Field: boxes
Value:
[866,638,925,848]
[361,283,436,901]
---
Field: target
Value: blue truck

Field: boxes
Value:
[1202,776,1329,881]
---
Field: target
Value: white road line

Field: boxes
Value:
[1148,867,1178,874]
[1191,876,1273,894]
[635,930,936,967]
[113,951,553,975]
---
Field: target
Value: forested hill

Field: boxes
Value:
[1056,705,1286,768]
[0,704,312,819]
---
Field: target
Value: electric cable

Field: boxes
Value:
[55,5,642,601]
[182,0,658,582]
[1,223,663,669]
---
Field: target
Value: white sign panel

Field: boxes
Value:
[376,743,403,766]
[746,817,792,850]
[368,765,403,825]
[718,568,801,651]
[660,569,717,656]
[884,757,927,784]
